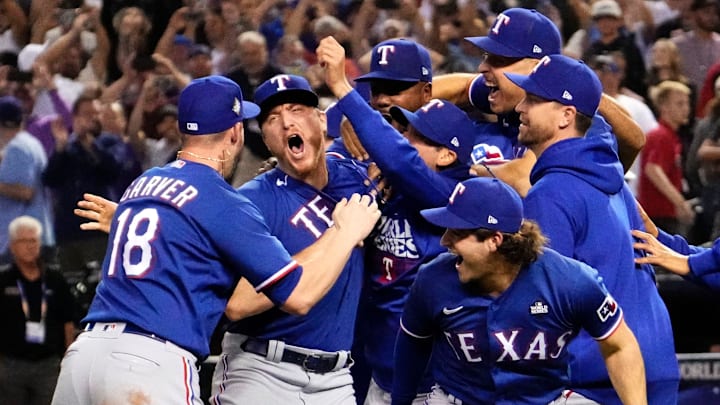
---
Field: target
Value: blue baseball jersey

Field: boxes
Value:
[524,128,679,404]
[84,160,301,359]
[226,158,374,351]
[397,249,623,405]
[336,90,473,391]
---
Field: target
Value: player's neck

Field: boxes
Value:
[470,260,521,297]
[177,149,229,174]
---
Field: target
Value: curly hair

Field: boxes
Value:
[471,220,547,267]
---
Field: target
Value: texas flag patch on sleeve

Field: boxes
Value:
[596,295,619,322]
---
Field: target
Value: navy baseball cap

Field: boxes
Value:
[255,74,319,124]
[389,99,474,165]
[0,96,23,128]
[421,177,523,233]
[505,54,602,117]
[354,39,432,83]
[465,8,561,59]
[178,75,259,135]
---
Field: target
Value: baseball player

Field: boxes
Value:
[317,36,478,405]
[505,55,678,404]
[393,177,647,405]
[431,8,646,196]
[50,75,380,405]
[209,74,386,405]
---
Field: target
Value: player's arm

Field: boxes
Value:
[470,151,536,197]
[632,229,691,275]
[280,194,380,315]
[430,73,477,106]
[598,94,645,173]
[597,319,648,405]
[225,278,272,320]
[227,194,380,318]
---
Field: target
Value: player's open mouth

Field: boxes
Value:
[288,134,304,154]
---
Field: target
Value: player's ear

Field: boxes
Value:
[558,105,575,130]
[437,147,457,167]
[421,82,432,103]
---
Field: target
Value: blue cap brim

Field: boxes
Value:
[242,101,261,120]
[504,72,548,101]
[465,36,523,58]
[354,71,421,83]
[420,206,483,230]
[389,106,436,143]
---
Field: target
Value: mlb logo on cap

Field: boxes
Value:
[504,54,602,116]
[464,8,561,59]
[354,39,432,83]
[178,75,259,135]
[389,99,474,165]
[255,74,319,124]
[421,177,523,233]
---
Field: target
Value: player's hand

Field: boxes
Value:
[316,36,353,99]
[340,117,369,161]
[333,193,381,246]
[75,193,118,234]
[631,229,691,276]
[366,162,392,202]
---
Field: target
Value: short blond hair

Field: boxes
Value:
[649,80,690,108]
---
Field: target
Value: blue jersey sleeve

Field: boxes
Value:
[208,199,301,306]
[568,262,624,340]
[468,75,491,113]
[336,90,457,209]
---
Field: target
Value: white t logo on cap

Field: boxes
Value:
[491,13,511,35]
[376,45,396,65]
[531,55,552,74]
[449,182,466,204]
[271,74,292,90]
[421,99,444,113]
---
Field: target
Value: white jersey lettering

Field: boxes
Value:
[495,330,521,361]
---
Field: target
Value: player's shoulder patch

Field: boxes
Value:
[596,295,619,322]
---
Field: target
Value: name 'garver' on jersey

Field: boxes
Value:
[120,174,199,209]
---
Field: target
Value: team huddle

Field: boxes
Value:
[51,8,678,405]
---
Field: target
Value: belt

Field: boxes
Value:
[84,322,168,345]
[240,337,353,374]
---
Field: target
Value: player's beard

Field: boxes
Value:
[223,148,242,183]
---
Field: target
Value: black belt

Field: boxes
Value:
[84,322,168,345]
[240,337,352,374]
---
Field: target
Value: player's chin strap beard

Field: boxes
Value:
[177,149,231,176]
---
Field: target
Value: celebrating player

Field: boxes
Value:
[506,55,678,404]
[432,8,645,196]
[209,74,386,404]
[318,36,479,404]
[51,76,380,405]
[393,177,646,405]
